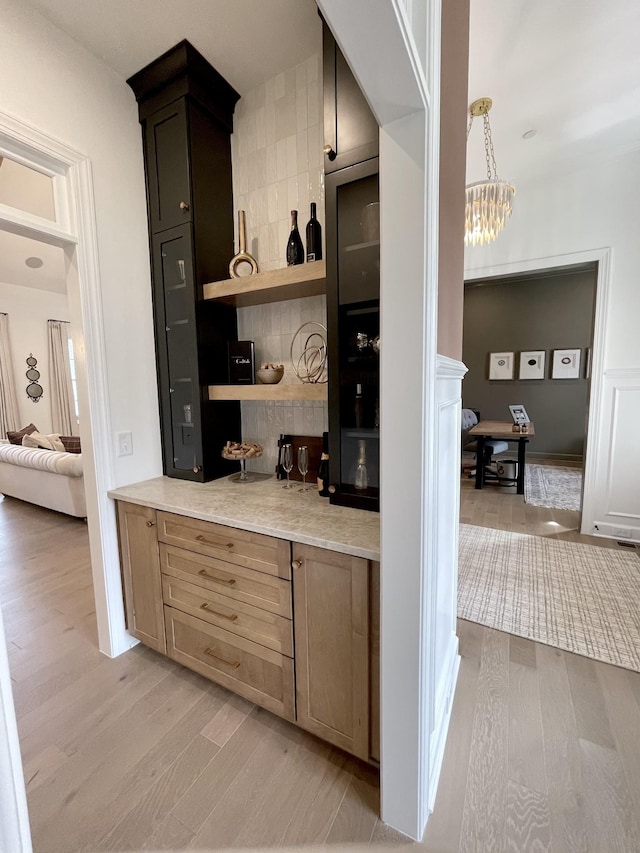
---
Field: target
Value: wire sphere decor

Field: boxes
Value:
[290,322,328,384]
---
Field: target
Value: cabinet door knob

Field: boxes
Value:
[179,201,189,211]
[146,520,155,528]
[291,559,303,570]
[323,144,337,161]
[192,465,203,473]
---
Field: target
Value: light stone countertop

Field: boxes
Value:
[108,475,380,561]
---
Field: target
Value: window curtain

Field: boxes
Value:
[0,313,20,437]
[47,320,75,436]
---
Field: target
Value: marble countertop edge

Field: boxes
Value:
[108,476,380,562]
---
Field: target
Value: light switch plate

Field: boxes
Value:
[117,431,133,457]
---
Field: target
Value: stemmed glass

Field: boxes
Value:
[282,444,294,489]
[298,445,310,491]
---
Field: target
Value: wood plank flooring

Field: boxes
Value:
[2,491,640,851]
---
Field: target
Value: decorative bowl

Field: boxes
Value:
[256,364,284,384]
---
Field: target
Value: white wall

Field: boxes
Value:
[0,281,70,434]
[231,54,328,474]
[0,0,161,489]
[464,148,640,539]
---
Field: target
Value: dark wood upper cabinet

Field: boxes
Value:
[128,41,241,482]
[322,23,379,174]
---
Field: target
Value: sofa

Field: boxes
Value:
[0,439,86,518]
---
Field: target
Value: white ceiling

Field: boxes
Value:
[0,231,67,294]
[466,0,640,185]
[4,0,640,294]
[25,0,322,95]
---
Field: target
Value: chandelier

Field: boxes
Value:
[465,97,515,247]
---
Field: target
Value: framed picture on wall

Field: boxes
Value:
[488,352,514,380]
[518,350,545,380]
[552,348,581,379]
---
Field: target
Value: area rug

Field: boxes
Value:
[524,463,582,511]
[458,523,640,672]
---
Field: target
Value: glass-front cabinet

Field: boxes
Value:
[327,158,380,512]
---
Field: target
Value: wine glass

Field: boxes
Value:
[298,445,310,491]
[282,444,294,489]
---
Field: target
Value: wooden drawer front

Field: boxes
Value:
[160,544,292,619]
[162,575,293,657]
[157,511,291,579]
[164,606,295,720]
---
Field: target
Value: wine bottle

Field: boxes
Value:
[286,210,304,266]
[305,202,322,262]
[317,431,330,496]
[354,439,369,490]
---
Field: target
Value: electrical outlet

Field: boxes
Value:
[117,431,133,457]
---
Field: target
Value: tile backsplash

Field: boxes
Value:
[231,53,327,476]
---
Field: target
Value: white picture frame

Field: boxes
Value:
[552,348,581,379]
[509,404,530,425]
[519,350,546,380]
[489,351,514,380]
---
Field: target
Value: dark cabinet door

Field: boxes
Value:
[323,23,379,175]
[326,159,380,512]
[152,225,202,477]
[144,100,193,233]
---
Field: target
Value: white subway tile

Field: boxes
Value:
[306,53,318,83]
[266,101,276,145]
[284,68,296,99]
[248,157,257,192]
[266,144,277,184]
[296,90,308,133]
[258,225,269,266]
[295,61,307,93]
[308,123,321,169]
[308,82,320,127]
[276,138,287,181]
[276,95,296,140]
[268,221,280,261]
[265,77,275,105]
[287,175,299,212]
[277,182,289,221]
[274,72,285,100]
[257,190,268,227]
[286,135,298,178]
[256,106,266,150]
[296,129,309,175]
[298,181,310,225]
[267,184,278,223]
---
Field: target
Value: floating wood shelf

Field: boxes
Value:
[208,383,328,402]
[203,260,326,307]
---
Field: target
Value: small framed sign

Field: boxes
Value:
[228,340,256,384]
[509,404,530,426]
[519,350,545,380]
[489,352,514,380]
[552,348,581,379]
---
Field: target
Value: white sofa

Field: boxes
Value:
[0,439,86,518]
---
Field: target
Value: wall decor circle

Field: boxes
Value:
[25,353,43,402]
[290,322,328,384]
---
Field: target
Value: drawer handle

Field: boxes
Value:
[146,520,155,528]
[291,559,303,570]
[198,569,236,585]
[200,602,238,621]
[204,647,241,669]
[195,534,234,549]
[179,201,190,211]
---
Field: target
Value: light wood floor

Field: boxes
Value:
[2,491,640,851]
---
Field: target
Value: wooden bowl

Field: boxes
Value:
[256,366,284,384]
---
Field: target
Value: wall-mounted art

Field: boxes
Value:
[518,350,545,380]
[552,348,581,379]
[25,354,43,402]
[488,351,514,380]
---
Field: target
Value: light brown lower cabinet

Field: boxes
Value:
[292,542,371,761]
[117,502,165,653]
[116,500,379,762]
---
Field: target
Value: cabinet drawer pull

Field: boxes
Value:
[198,569,236,585]
[323,144,337,161]
[179,201,190,210]
[195,534,233,549]
[200,602,238,621]
[146,520,155,528]
[291,559,303,570]
[204,647,240,668]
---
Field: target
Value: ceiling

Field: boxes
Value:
[466,0,640,184]
[3,0,640,293]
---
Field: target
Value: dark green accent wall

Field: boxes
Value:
[462,268,597,460]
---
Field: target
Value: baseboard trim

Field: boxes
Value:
[426,634,460,818]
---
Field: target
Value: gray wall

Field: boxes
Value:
[462,268,596,459]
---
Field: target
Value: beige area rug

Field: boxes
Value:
[458,523,640,671]
[525,463,582,511]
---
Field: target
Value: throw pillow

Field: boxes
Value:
[60,435,81,454]
[7,423,38,445]
[22,431,66,452]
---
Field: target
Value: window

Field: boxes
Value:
[67,336,80,425]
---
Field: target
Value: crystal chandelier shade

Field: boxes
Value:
[465,98,515,247]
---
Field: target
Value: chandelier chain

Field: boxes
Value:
[483,112,499,181]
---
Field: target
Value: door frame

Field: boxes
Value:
[0,108,133,657]
[464,246,612,535]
